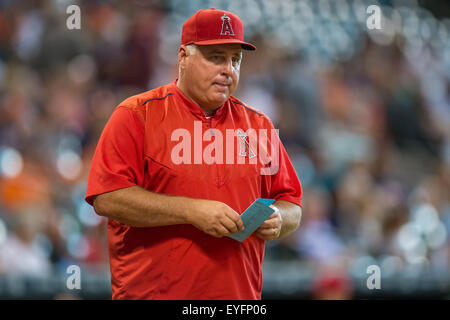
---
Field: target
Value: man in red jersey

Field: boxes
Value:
[86,8,302,300]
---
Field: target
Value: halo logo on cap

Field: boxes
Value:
[220,14,235,36]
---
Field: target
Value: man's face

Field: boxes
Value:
[179,43,242,113]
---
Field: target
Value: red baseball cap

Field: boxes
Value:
[181,8,256,51]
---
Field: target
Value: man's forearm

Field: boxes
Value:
[274,200,302,238]
[93,186,194,227]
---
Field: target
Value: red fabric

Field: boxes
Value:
[86,80,302,299]
[181,8,256,50]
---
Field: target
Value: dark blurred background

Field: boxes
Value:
[0,0,449,299]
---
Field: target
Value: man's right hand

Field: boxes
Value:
[187,199,245,238]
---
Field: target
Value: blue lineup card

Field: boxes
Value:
[229,198,276,242]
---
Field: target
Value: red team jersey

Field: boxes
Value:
[85,79,302,299]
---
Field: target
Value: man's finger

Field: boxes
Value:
[221,216,239,234]
[255,228,279,240]
[215,225,231,237]
[259,219,280,229]
[227,210,245,231]
[258,227,277,235]
[236,217,244,231]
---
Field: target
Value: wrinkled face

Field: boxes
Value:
[178,43,242,114]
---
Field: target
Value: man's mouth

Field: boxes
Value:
[213,82,230,89]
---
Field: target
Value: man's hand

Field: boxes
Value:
[254,205,282,241]
[188,199,245,238]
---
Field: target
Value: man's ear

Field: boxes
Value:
[178,45,189,70]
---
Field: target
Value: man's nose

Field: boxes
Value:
[221,57,233,76]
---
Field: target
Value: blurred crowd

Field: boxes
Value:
[0,0,449,298]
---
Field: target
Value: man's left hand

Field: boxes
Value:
[254,205,282,241]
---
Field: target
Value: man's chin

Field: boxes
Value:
[208,95,229,106]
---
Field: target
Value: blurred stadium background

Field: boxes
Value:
[0,0,449,299]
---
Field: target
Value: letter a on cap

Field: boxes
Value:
[220,14,234,35]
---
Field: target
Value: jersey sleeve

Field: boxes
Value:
[85,106,145,206]
[261,122,303,207]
